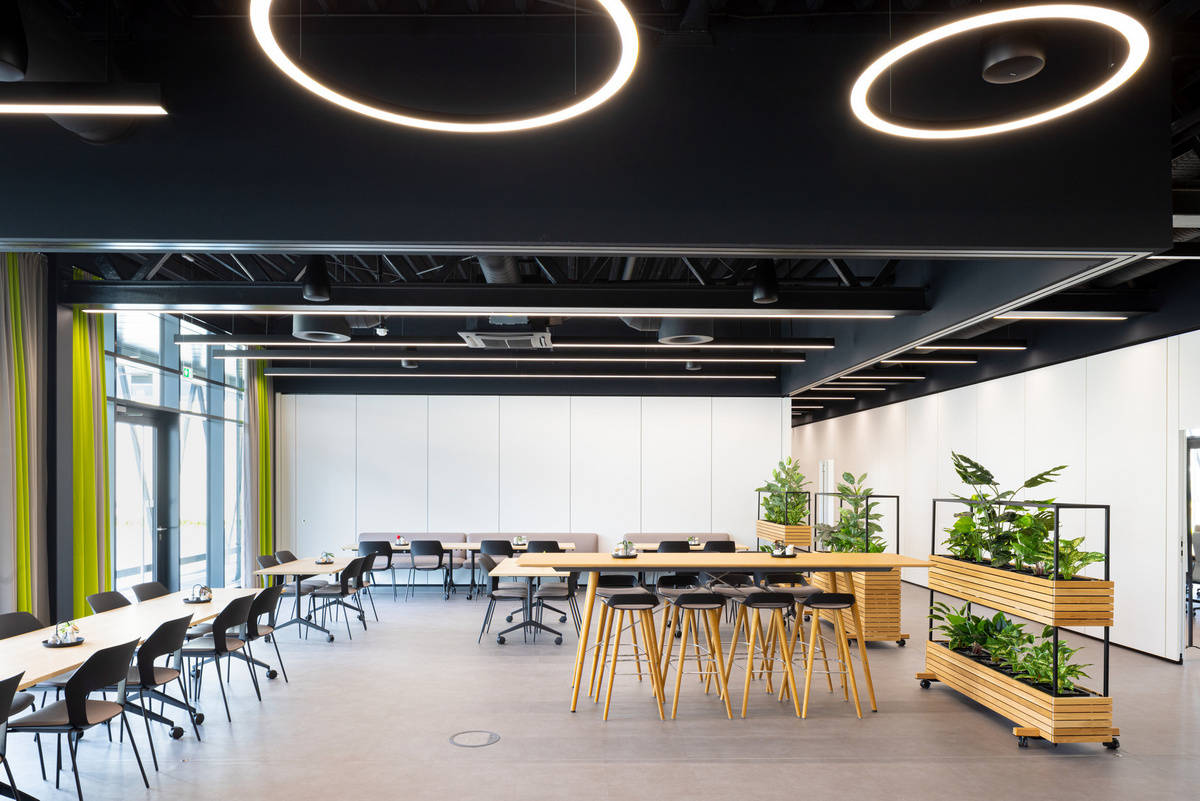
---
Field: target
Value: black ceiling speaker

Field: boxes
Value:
[0,0,28,82]
[292,314,350,343]
[982,33,1046,85]
[751,262,779,305]
[658,317,714,345]
[302,255,331,302]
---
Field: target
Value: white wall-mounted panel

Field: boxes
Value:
[641,397,712,533]
[1024,361,1088,505]
[570,397,641,552]
[975,373,1026,491]
[499,396,571,532]
[355,395,428,534]
[712,397,784,546]
[293,395,356,556]
[427,396,499,533]
[936,385,979,498]
[1179,329,1200,430]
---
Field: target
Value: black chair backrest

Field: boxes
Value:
[476,553,501,591]
[257,554,279,569]
[480,540,514,559]
[87,591,131,614]
[331,557,365,594]
[0,671,23,728]
[657,541,691,553]
[65,639,139,727]
[0,611,43,639]
[527,540,562,554]
[211,594,255,654]
[351,556,372,590]
[275,550,298,563]
[136,615,192,687]
[703,541,736,553]
[410,540,444,567]
[359,540,392,571]
[596,574,638,588]
[248,584,285,638]
[131,581,169,602]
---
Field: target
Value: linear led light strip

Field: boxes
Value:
[818,385,887,391]
[174,337,827,350]
[792,405,823,410]
[915,343,1026,351]
[0,103,166,115]
[85,308,895,320]
[843,374,924,380]
[213,352,803,364]
[792,396,855,401]
[263,370,776,379]
[881,357,976,365]
[993,313,1127,321]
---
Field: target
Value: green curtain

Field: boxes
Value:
[71,302,110,618]
[244,357,274,584]
[1,253,47,617]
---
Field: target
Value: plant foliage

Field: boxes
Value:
[757,457,810,525]
[816,472,887,553]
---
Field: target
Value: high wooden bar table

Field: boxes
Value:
[514,551,930,712]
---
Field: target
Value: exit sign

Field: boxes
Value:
[181,366,192,379]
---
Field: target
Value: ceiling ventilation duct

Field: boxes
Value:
[657,318,714,345]
[292,314,351,343]
[477,254,528,326]
[459,330,553,350]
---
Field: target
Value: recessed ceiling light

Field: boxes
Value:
[249,0,639,133]
[792,396,855,401]
[849,4,1150,140]
[173,335,832,350]
[881,357,976,365]
[86,308,895,320]
[263,370,776,379]
[821,384,887,390]
[792,405,823,409]
[993,312,1128,321]
[916,341,1026,351]
[842,373,925,380]
[213,351,803,364]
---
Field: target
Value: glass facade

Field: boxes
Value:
[106,314,246,592]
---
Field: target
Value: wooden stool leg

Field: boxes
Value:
[628,613,643,681]
[740,610,762,718]
[594,605,617,705]
[588,604,610,698]
[660,604,679,690]
[802,608,820,719]
[691,610,706,684]
[671,610,693,719]
[763,611,780,695]
[724,604,746,688]
[705,609,734,719]
[841,572,878,712]
[639,610,666,719]
[658,603,675,675]
[814,610,835,692]
[833,612,863,719]
[603,609,625,721]
[774,610,802,717]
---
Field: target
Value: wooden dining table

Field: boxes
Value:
[352,541,576,599]
[514,551,930,712]
[486,557,571,644]
[254,556,354,642]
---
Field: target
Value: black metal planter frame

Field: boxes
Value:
[754,490,812,550]
[923,497,1115,749]
[813,491,901,554]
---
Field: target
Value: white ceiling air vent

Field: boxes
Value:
[458,331,554,350]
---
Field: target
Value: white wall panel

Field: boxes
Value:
[570,397,641,552]
[1179,329,1200,430]
[1024,361,1088,505]
[427,396,499,533]
[903,395,938,585]
[355,396,428,534]
[499,396,571,532]
[936,385,979,498]
[712,397,784,545]
[641,397,712,533]
[293,395,356,556]
[975,373,1026,490]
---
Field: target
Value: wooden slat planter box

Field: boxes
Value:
[755,520,812,548]
[920,640,1117,744]
[928,555,1114,627]
[812,568,907,644]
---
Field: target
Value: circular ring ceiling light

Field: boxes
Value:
[248,0,639,134]
[849,4,1150,140]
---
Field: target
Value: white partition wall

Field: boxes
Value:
[278,395,791,562]
[793,330,1200,660]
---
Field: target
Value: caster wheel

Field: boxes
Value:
[675,629,682,639]
[506,615,514,623]
[265,634,273,643]
[327,634,335,642]
[170,727,184,740]
[554,636,563,645]
[194,713,205,726]
[190,667,200,679]
[559,615,567,623]
[919,679,932,689]
[1017,736,1030,748]
[497,635,506,645]
[267,669,279,680]
[897,639,907,647]
[1104,739,1120,750]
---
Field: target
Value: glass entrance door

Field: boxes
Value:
[113,420,157,592]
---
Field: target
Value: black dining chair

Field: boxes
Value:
[407,541,454,601]
[7,639,149,801]
[475,553,530,643]
[181,594,260,722]
[85,591,130,614]
[274,550,330,592]
[130,581,169,602]
[0,672,24,800]
[126,614,197,771]
[245,583,290,683]
[360,540,398,601]
[312,557,369,639]
[527,541,579,633]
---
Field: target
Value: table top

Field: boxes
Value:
[255,556,355,576]
[1,586,257,691]
[630,542,750,552]
[488,557,567,578]
[515,552,931,572]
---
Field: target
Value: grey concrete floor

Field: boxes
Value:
[4,583,1198,801]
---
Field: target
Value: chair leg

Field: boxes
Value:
[638,610,666,720]
[479,598,496,643]
[1,754,19,801]
[628,613,643,681]
[66,732,83,801]
[802,610,821,719]
[671,609,692,719]
[137,693,159,771]
[774,609,802,717]
[35,731,46,781]
[740,610,762,718]
[269,634,290,683]
[243,643,263,701]
[121,712,151,789]
[602,610,625,721]
[366,586,379,622]
[588,604,610,698]
[704,609,734,719]
[214,660,232,722]
[391,567,398,601]
[833,613,863,719]
[177,677,201,740]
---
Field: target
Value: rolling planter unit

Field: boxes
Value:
[755,489,812,549]
[812,492,907,646]
[916,498,1118,749]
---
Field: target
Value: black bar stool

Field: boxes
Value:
[802,591,862,719]
[594,591,665,721]
[659,591,732,719]
[723,590,802,718]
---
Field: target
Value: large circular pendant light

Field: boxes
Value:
[849,4,1150,140]
[248,0,639,134]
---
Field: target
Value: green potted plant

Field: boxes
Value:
[754,457,813,548]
